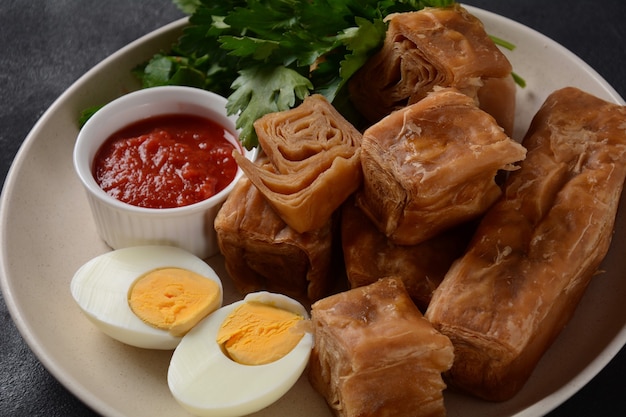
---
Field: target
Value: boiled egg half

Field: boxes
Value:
[70,245,223,350]
[168,291,314,417]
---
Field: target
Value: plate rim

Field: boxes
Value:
[464,4,625,105]
[1,6,625,417]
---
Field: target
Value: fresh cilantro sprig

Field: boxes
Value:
[135,0,456,149]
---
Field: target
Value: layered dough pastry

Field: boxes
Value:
[309,277,454,417]
[341,197,473,311]
[425,87,626,401]
[349,4,515,135]
[233,94,362,233]
[214,172,334,302]
[357,87,526,246]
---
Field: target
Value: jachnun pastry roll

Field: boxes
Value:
[341,197,473,311]
[426,87,626,401]
[357,87,526,246]
[214,171,334,302]
[349,4,515,135]
[233,94,362,234]
[309,277,454,417]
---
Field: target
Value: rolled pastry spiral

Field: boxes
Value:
[233,94,362,233]
[349,4,515,134]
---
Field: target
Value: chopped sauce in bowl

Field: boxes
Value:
[93,114,238,209]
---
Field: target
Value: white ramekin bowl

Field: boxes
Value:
[73,86,257,259]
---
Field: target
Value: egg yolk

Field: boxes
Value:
[128,267,221,337]
[216,301,304,365]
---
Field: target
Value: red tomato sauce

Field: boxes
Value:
[93,114,239,209]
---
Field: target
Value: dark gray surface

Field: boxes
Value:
[1,1,625,416]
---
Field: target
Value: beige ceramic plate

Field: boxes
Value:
[1,6,625,417]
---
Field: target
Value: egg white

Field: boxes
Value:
[70,245,223,350]
[168,292,313,417]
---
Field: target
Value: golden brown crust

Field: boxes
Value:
[309,277,454,417]
[476,75,517,136]
[357,87,526,246]
[349,4,514,130]
[233,94,362,233]
[214,171,334,301]
[425,87,626,401]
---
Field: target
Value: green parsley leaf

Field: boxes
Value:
[338,17,387,83]
[219,36,281,61]
[78,104,104,128]
[126,0,524,148]
[172,0,201,14]
[227,65,313,149]
[135,55,207,89]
